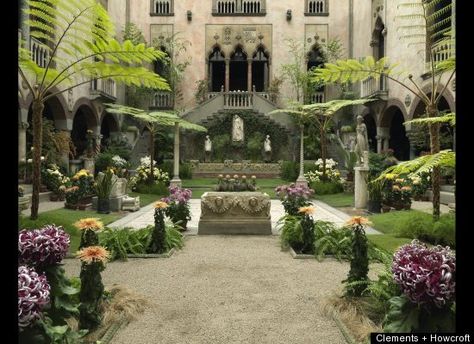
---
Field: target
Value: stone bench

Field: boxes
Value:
[122,195,140,212]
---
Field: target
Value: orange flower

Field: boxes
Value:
[154,201,168,209]
[76,246,110,264]
[74,218,104,231]
[346,216,372,227]
[401,186,412,192]
[298,206,315,215]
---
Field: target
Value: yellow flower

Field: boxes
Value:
[74,218,104,231]
[401,186,412,192]
[346,216,372,226]
[154,201,168,209]
[392,185,401,191]
[384,173,397,180]
[298,206,315,215]
[395,178,405,184]
[76,246,110,264]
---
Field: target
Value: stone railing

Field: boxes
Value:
[150,91,174,109]
[223,91,253,109]
[90,78,117,99]
[189,160,281,178]
[360,74,387,98]
[426,41,454,72]
[255,92,270,100]
[207,92,220,100]
[212,0,266,15]
[306,91,325,104]
[305,0,328,15]
[30,37,50,68]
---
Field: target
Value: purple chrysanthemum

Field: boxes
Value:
[275,184,314,199]
[392,240,455,308]
[19,225,70,268]
[18,265,50,329]
[164,186,192,205]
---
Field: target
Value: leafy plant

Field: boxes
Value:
[94,169,117,200]
[195,79,210,104]
[310,181,344,195]
[314,221,351,260]
[19,0,170,219]
[149,203,167,253]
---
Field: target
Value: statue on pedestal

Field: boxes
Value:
[204,135,212,162]
[355,115,369,166]
[232,115,244,142]
[263,135,272,162]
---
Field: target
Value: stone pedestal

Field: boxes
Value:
[83,158,95,173]
[354,166,369,209]
[198,192,271,235]
[69,160,83,174]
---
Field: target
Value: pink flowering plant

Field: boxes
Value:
[18,265,51,330]
[162,186,192,230]
[383,240,456,332]
[275,183,314,216]
[19,225,70,269]
[18,225,85,342]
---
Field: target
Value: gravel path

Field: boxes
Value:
[64,236,351,344]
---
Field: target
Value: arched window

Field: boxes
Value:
[208,47,225,92]
[306,46,325,103]
[252,46,269,92]
[152,0,172,15]
[229,46,248,91]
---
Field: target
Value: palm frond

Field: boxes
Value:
[404,112,455,127]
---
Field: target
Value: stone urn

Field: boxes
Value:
[18,196,30,214]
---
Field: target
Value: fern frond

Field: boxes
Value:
[404,112,455,127]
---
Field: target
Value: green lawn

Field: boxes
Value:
[314,193,354,208]
[129,192,162,206]
[368,234,413,253]
[19,209,126,254]
[368,210,428,235]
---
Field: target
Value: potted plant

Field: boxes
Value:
[64,186,81,209]
[94,169,117,214]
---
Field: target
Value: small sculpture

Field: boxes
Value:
[204,135,212,162]
[355,115,369,166]
[263,135,272,162]
[232,115,244,142]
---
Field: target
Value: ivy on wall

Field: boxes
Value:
[188,110,291,162]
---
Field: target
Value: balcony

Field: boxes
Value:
[149,91,174,109]
[30,37,50,68]
[360,74,388,99]
[212,0,266,16]
[90,79,117,100]
[424,41,454,76]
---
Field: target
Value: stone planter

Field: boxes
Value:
[18,196,30,214]
[198,192,271,235]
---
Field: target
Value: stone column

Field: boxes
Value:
[295,125,308,187]
[247,59,253,92]
[376,135,382,153]
[354,165,369,209]
[60,130,71,173]
[170,122,182,187]
[383,136,390,151]
[225,58,230,92]
[18,121,29,163]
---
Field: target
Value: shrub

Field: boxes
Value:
[278,215,304,251]
[135,182,168,195]
[129,156,169,191]
[314,221,351,260]
[246,132,265,161]
[94,152,115,174]
[310,180,344,195]
[102,135,133,160]
[280,161,299,181]
[158,160,193,179]
[41,164,70,194]
[162,186,192,230]
[395,212,455,249]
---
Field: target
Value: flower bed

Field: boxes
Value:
[215,174,258,192]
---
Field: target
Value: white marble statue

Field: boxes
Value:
[232,115,244,142]
[264,135,272,152]
[205,135,212,152]
[355,115,369,166]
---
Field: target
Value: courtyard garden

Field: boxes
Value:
[18,0,457,342]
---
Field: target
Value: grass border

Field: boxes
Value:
[330,310,360,344]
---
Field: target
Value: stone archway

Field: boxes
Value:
[100,113,120,148]
[363,113,377,153]
[251,45,269,92]
[71,105,98,157]
[380,106,410,161]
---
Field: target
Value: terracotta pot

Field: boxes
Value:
[381,204,391,213]
[65,203,78,210]
[78,204,88,210]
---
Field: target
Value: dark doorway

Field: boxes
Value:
[209,47,225,92]
[229,47,247,91]
[100,113,119,149]
[252,47,269,92]
[364,114,377,152]
[71,106,96,157]
[389,109,410,161]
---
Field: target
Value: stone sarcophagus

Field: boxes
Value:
[198,192,272,235]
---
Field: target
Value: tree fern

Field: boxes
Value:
[20,0,172,219]
[404,112,455,127]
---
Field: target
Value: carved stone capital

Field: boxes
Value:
[19,121,29,130]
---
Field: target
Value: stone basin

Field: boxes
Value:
[198,191,272,235]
